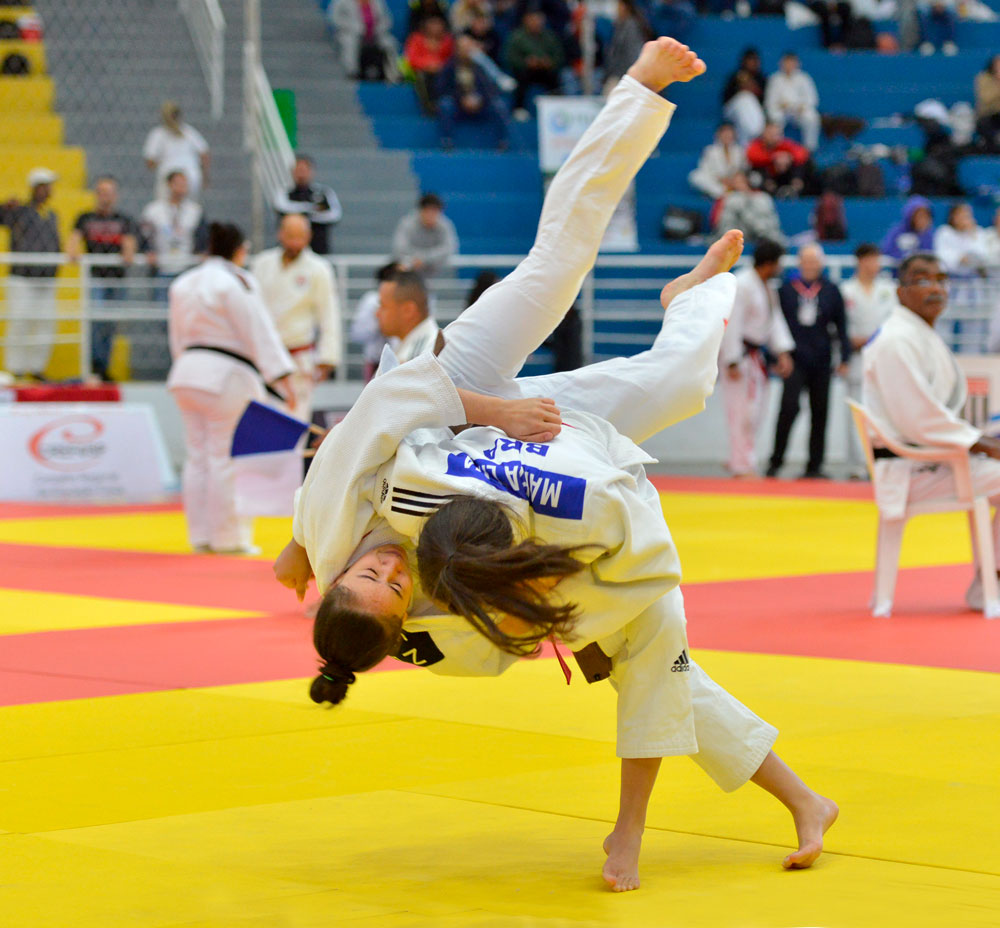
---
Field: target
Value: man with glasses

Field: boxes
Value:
[862,252,1000,611]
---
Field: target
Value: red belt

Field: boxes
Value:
[288,342,316,355]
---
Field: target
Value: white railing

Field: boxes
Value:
[179,0,226,121]
[244,52,295,211]
[2,252,998,380]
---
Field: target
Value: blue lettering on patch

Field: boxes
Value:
[445,452,585,520]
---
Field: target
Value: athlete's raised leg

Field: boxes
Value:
[438,38,705,398]
[517,230,743,444]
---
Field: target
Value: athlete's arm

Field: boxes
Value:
[456,389,562,443]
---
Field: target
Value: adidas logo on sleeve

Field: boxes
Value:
[671,650,691,672]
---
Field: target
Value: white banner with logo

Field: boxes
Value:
[0,403,175,502]
[536,95,639,253]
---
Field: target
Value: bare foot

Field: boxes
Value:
[626,37,706,94]
[602,829,643,892]
[783,795,839,870]
[660,229,744,310]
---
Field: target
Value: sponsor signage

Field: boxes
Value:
[0,403,174,502]
[536,95,639,253]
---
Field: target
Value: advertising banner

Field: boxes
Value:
[0,403,174,502]
[536,95,639,253]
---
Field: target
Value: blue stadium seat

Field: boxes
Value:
[958,156,1000,195]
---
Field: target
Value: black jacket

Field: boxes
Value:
[778,275,851,369]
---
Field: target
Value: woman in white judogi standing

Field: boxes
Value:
[719,240,795,477]
[168,222,295,554]
[276,40,838,892]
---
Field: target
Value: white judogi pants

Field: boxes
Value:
[5,275,57,375]
[721,354,770,476]
[430,77,775,785]
[287,347,317,424]
[171,367,263,550]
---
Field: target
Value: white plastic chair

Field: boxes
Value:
[847,399,1000,619]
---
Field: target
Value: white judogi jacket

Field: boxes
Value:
[719,267,793,368]
[841,274,898,381]
[390,315,441,363]
[862,304,981,517]
[250,247,343,366]
[167,257,293,393]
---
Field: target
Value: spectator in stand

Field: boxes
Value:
[689,122,748,199]
[464,12,504,64]
[0,167,61,381]
[274,154,343,256]
[408,0,450,34]
[603,0,652,93]
[141,170,207,294]
[917,0,958,56]
[975,55,1000,151]
[724,71,767,146]
[438,35,513,151]
[764,52,821,151]
[713,171,786,246]
[881,195,935,261]
[722,47,765,106]
[67,176,138,381]
[767,243,850,479]
[840,242,899,478]
[982,206,1000,270]
[747,122,811,198]
[350,261,400,381]
[451,0,491,33]
[516,0,572,37]
[808,0,855,50]
[329,0,401,82]
[392,193,459,277]
[504,6,564,120]
[405,15,455,113]
[934,203,990,276]
[143,102,210,202]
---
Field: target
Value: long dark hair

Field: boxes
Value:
[310,586,402,706]
[416,496,588,656]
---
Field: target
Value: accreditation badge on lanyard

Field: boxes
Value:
[793,279,822,326]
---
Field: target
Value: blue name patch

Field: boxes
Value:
[445,452,585,520]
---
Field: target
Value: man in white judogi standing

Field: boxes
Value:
[719,240,794,477]
[863,251,1000,611]
[251,214,343,423]
[841,242,898,478]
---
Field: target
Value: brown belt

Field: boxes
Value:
[288,342,316,355]
[572,642,612,683]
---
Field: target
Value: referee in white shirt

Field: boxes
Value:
[251,214,343,422]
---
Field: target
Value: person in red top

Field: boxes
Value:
[746,122,812,198]
[405,15,455,113]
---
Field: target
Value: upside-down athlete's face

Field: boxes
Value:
[334,544,414,625]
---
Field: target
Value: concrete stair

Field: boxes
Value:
[260,0,418,255]
[34,0,251,228]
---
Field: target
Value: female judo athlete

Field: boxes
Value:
[273,38,838,892]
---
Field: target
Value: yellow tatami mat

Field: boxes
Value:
[1,652,998,926]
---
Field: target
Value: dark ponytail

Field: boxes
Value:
[416,496,588,656]
[310,586,402,706]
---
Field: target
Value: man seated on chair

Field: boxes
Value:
[863,252,1000,612]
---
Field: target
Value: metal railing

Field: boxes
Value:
[2,252,999,380]
[179,0,226,121]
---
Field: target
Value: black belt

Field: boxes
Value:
[873,447,899,459]
[185,344,289,402]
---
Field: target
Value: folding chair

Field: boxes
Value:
[847,399,1000,619]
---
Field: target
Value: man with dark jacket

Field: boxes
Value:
[767,243,850,479]
[438,35,512,150]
